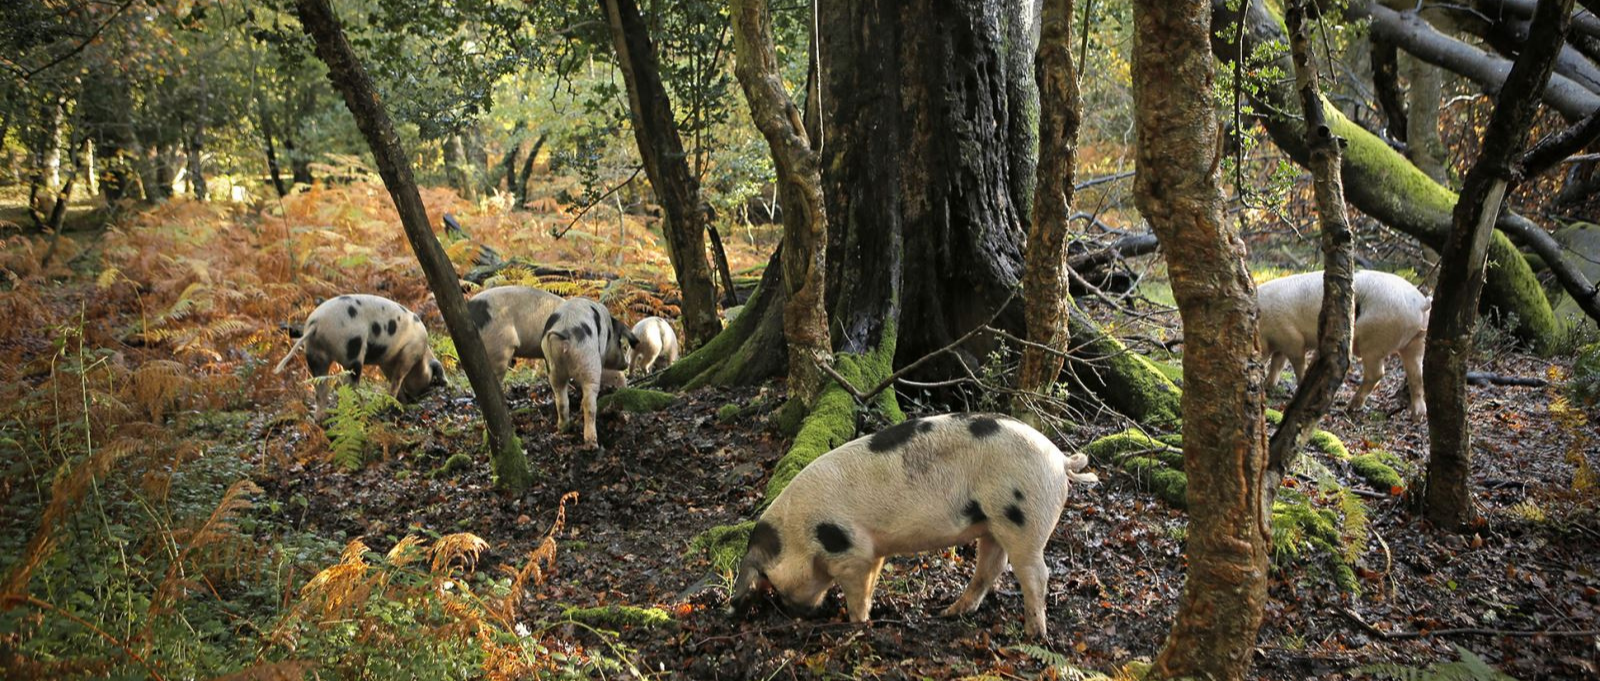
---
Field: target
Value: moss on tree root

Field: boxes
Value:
[1068,308,1183,426]
[688,327,902,572]
[598,387,678,413]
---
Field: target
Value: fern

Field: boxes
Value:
[1361,645,1519,681]
[1009,644,1107,680]
[325,383,401,471]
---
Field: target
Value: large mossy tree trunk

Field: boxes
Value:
[295,0,531,491]
[600,0,722,348]
[1134,1,1270,678]
[1424,0,1574,532]
[661,0,1181,429]
[1211,0,1559,350]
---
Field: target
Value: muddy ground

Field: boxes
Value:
[255,352,1600,680]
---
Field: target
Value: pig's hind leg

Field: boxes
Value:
[942,535,1008,616]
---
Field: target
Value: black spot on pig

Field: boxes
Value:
[346,337,363,365]
[867,418,933,453]
[590,308,604,342]
[370,321,383,338]
[749,520,781,559]
[967,416,1001,438]
[346,305,357,318]
[571,323,591,343]
[411,312,421,323]
[365,342,388,364]
[387,319,398,336]
[542,313,562,337]
[815,522,852,554]
[468,298,492,329]
[1013,488,1024,502]
[1004,504,1026,527]
[963,499,987,524]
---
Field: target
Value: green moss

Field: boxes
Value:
[1155,434,1183,448]
[687,521,755,576]
[430,452,473,478]
[1271,488,1364,595]
[1308,430,1350,459]
[716,403,740,423]
[1265,408,1284,426]
[561,604,673,630]
[1070,309,1183,427]
[1150,359,1184,385]
[598,387,677,413]
[1329,105,1458,219]
[1349,453,1405,491]
[1484,232,1557,352]
[1125,457,1189,508]
[1084,430,1183,470]
[653,283,764,389]
[770,398,806,437]
[765,323,901,502]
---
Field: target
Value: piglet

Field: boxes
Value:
[628,316,679,377]
[540,298,637,445]
[1257,270,1431,415]
[730,413,1097,638]
[274,294,445,418]
[467,285,565,385]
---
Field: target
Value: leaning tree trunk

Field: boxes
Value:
[600,0,722,348]
[294,0,531,491]
[731,0,831,406]
[1405,52,1451,183]
[1017,0,1081,412]
[1424,0,1574,532]
[1135,1,1270,678]
[1267,0,1357,505]
[659,0,1181,429]
[1212,0,1559,349]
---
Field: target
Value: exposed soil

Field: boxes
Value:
[255,352,1600,680]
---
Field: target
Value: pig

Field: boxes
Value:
[467,285,565,385]
[1257,270,1431,415]
[628,316,679,377]
[274,294,446,418]
[730,413,1098,638]
[540,298,638,445]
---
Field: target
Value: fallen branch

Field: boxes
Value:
[1466,371,1549,387]
[1341,607,1600,639]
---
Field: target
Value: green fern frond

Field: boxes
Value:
[1361,645,1519,681]
[325,382,401,471]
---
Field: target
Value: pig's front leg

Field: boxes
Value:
[830,553,886,624]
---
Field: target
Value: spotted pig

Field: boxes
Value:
[467,285,566,386]
[539,297,638,445]
[730,413,1097,638]
[274,294,445,418]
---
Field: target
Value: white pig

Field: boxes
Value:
[730,413,1098,638]
[540,298,638,445]
[628,316,679,377]
[467,285,565,385]
[274,294,445,418]
[1258,270,1431,415]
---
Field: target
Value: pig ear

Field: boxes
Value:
[729,556,761,617]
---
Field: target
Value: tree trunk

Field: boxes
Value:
[600,0,722,348]
[1370,34,1409,143]
[1134,1,1270,678]
[1404,53,1450,183]
[499,122,525,195]
[1211,0,1558,350]
[1267,0,1357,506]
[263,115,289,198]
[1424,0,1573,532]
[294,0,531,491]
[1017,0,1080,411]
[707,222,739,307]
[515,133,546,207]
[286,131,314,187]
[186,122,207,201]
[731,0,831,406]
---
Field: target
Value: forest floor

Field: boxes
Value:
[2,187,1598,680]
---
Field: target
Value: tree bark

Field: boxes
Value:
[1135,1,1270,678]
[707,222,739,307]
[730,0,831,406]
[293,0,531,490]
[600,0,722,348]
[186,122,207,201]
[1211,0,1559,349]
[1404,53,1450,183]
[1424,0,1574,532]
[1267,0,1356,507]
[515,133,546,207]
[262,115,289,198]
[1017,0,1080,409]
[1371,34,1410,143]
